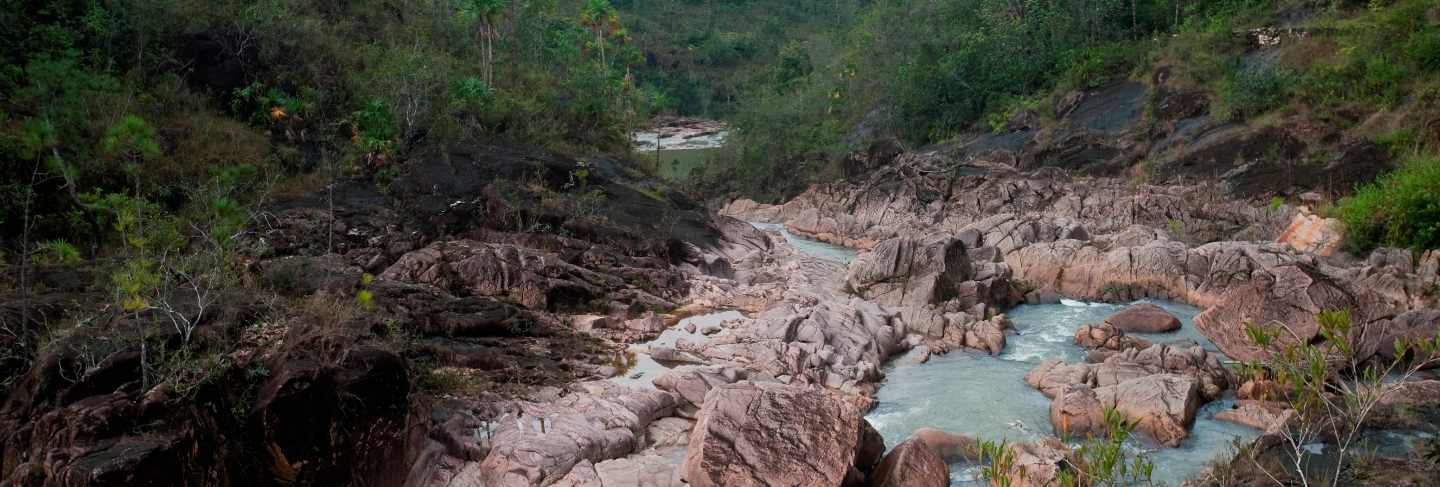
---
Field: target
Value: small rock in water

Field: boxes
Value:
[684,322,697,333]
[701,325,722,335]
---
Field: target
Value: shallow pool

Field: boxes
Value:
[748,222,859,264]
[866,299,1258,486]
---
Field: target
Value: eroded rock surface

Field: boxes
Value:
[682,381,881,487]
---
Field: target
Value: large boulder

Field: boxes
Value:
[1192,263,1365,362]
[1050,375,1202,447]
[846,237,972,308]
[1104,304,1181,333]
[1027,343,1229,402]
[869,437,949,487]
[683,382,882,487]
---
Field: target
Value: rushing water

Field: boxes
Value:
[867,299,1259,486]
[748,222,859,264]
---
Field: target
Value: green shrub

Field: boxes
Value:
[1409,30,1440,73]
[1218,62,1292,120]
[1333,156,1440,251]
[33,239,81,265]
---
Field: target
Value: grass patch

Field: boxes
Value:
[1331,155,1440,251]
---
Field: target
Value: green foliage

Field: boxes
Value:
[32,239,81,265]
[978,438,1019,487]
[1060,407,1156,487]
[1333,156,1440,251]
[1269,196,1285,211]
[356,289,376,311]
[1218,62,1293,120]
[773,41,813,93]
[101,115,162,163]
[1242,308,1440,485]
[230,82,309,127]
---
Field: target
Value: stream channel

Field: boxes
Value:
[615,222,1263,485]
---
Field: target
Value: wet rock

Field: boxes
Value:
[255,348,410,485]
[1105,304,1181,333]
[869,436,948,487]
[1074,322,1151,352]
[1027,343,1229,402]
[910,427,980,462]
[1052,375,1201,447]
[1006,437,1077,487]
[682,381,881,487]
[1096,374,1202,447]
[1214,400,1291,433]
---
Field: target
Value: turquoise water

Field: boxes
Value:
[866,299,1258,486]
[748,222,859,264]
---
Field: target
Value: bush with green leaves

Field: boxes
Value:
[1332,156,1440,251]
[1243,308,1440,486]
[32,239,81,265]
[1060,407,1157,487]
[1218,62,1292,121]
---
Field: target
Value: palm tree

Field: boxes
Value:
[461,0,505,85]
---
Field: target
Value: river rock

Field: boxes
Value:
[1074,322,1151,351]
[846,236,972,308]
[1050,375,1201,447]
[1097,374,1201,447]
[478,382,677,486]
[869,437,949,487]
[653,366,755,416]
[911,427,981,462]
[1028,343,1229,402]
[1006,437,1077,487]
[1104,304,1181,333]
[682,381,881,487]
[1214,401,1291,433]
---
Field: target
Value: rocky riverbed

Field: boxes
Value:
[420,143,1440,485]
[7,141,1438,486]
